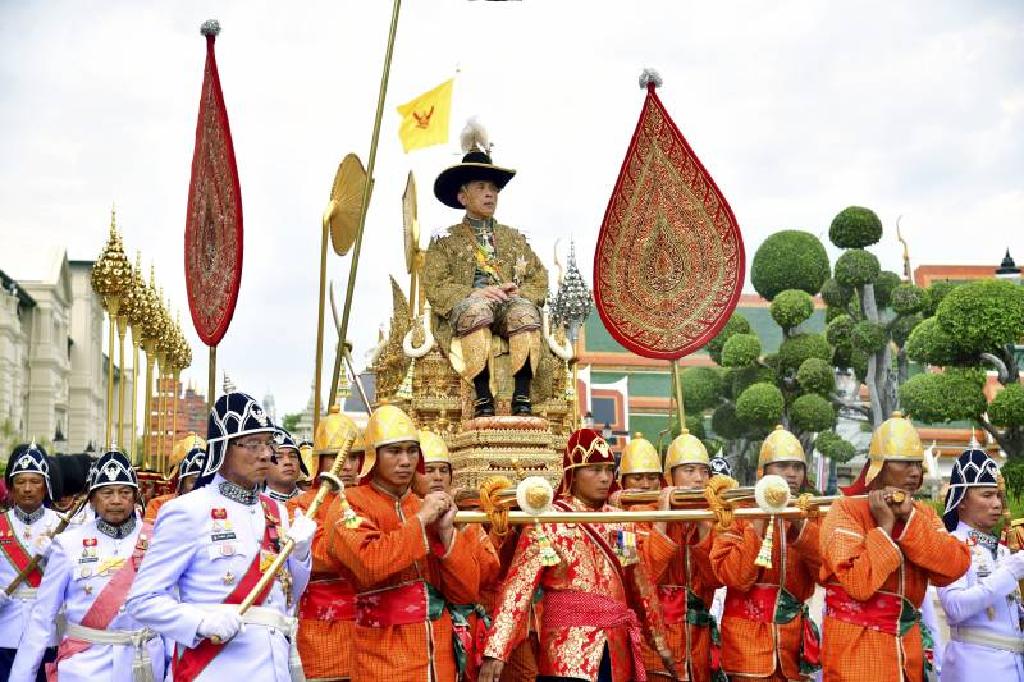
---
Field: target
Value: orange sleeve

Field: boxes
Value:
[791,518,822,580]
[710,521,761,591]
[143,496,164,524]
[328,508,429,590]
[472,527,503,591]
[896,503,970,587]
[690,528,721,591]
[437,527,482,605]
[820,498,902,600]
[640,526,678,584]
[483,526,544,662]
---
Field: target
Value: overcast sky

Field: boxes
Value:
[1,0,1021,419]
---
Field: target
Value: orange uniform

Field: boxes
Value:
[328,483,481,682]
[819,497,970,682]
[144,492,175,523]
[641,519,720,682]
[484,497,676,682]
[288,489,357,682]
[710,517,821,681]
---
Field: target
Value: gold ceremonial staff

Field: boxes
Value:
[5,495,90,595]
[314,0,404,434]
[454,506,833,525]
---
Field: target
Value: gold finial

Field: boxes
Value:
[91,209,132,309]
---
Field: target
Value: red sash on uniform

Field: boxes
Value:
[658,585,687,625]
[824,583,903,636]
[355,581,429,627]
[723,583,779,623]
[0,511,43,587]
[299,579,355,621]
[46,521,153,682]
[173,496,281,682]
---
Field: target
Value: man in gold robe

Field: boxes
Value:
[424,125,548,417]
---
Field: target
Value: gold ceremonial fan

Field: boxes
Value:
[403,171,420,275]
[326,153,368,256]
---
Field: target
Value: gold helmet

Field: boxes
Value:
[361,405,420,478]
[663,429,709,477]
[314,406,365,456]
[865,411,924,485]
[419,430,451,466]
[618,433,661,480]
[756,425,805,478]
[170,432,206,470]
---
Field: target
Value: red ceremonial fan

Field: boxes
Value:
[184,20,243,349]
[593,71,744,361]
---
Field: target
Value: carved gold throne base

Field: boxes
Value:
[451,415,563,491]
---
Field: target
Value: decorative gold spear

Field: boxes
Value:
[126,252,149,464]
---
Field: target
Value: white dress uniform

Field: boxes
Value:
[8,514,165,682]
[938,522,1024,682]
[126,475,311,682]
[0,506,61,650]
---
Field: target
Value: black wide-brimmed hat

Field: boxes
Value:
[433,150,516,210]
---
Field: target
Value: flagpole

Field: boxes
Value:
[327,0,403,409]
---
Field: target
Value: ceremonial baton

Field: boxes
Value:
[237,431,357,617]
[5,494,89,596]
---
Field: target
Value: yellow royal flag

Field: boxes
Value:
[396,78,453,153]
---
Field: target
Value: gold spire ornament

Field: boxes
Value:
[125,251,149,464]
[139,267,165,470]
[91,208,133,449]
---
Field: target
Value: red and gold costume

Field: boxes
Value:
[710,427,821,682]
[819,413,970,682]
[484,429,675,682]
[143,493,174,523]
[328,405,482,682]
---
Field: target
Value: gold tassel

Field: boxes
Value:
[754,516,775,569]
[339,497,362,529]
[533,519,560,567]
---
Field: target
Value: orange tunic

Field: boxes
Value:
[820,497,970,682]
[484,497,676,682]
[144,492,175,523]
[289,489,356,681]
[328,483,481,682]
[641,520,720,682]
[710,517,821,680]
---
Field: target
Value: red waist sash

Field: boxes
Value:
[824,584,904,636]
[723,583,779,623]
[658,585,686,625]
[299,579,356,621]
[355,581,428,627]
[542,589,648,682]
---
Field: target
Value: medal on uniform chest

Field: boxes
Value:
[83,584,93,595]
[611,529,638,566]
[82,537,98,561]
[222,571,235,585]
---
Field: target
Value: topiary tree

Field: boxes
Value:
[825,205,924,428]
[751,230,831,301]
[901,278,1024,458]
[770,289,815,336]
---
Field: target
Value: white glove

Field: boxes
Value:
[33,534,53,558]
[1005,552,1024,580]
[287,515,316,560]
[197,610,243,642]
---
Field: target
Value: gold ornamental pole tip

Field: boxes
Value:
[91,206,133,306]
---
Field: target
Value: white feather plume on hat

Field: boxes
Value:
[460,117,491,155]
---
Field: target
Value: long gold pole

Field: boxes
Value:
[208,345,216,413]
[129,334,140,463]
[116,316,128,449]
[313,215,329,434]
[327,0,403,409]
[156,353,167,472]
[142,341,156,470]
[104,297,121,448]
[454,505,832,525]
[172,370,180,470]
[671,359,686,430]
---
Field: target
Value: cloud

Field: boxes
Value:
[1,0,1021,418]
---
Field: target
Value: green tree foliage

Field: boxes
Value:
[777,334,832,375]
[990,384,1024,429]
[873,271,902,309]
[829,206,883,249]
[821,278,853,309]
[751,230,830,300]
[282,412,302,433]
[705,314,753,365]
[923,280,960,317]
[852,321,887,354]
[936,280,1024,356]
[770,289,815,332]
[721,333,762,368]
[791,394,837,432]
[797,357,836,396]
[814,430,857,463]
[680,366,724,413]
[892,284,927,315]
[735,383,785,431]
[900,370,988,424]
[834,249,881,288]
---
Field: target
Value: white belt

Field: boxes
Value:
[65,621,156,647]
[12,586,37,600]
[198,605,297,637]
[64,621,156,682]
[950,625,1024,653]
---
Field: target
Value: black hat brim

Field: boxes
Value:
[433,163,516,210]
